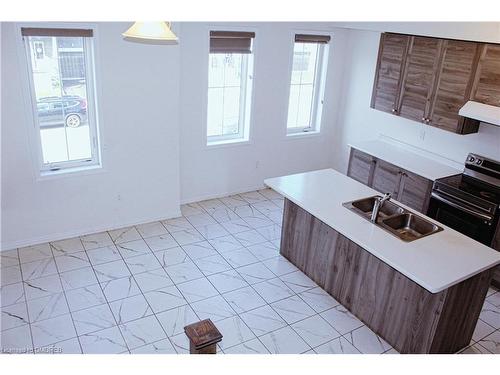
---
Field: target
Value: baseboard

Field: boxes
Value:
[180,184,267,205]
[0,208,182,252]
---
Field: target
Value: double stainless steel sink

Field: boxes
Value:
[343,196,443,242]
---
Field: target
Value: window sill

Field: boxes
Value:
[206,138,251,149]
[285,130,321,139]
[38,163,103,181]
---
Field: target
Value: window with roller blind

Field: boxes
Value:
[21,27,101,174]
[286,33,330,135]
[206,30,255,145]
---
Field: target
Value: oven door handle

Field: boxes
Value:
[431,192,494,222]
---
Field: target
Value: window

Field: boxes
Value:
[22,27,100,174]
[207,31,255,145]
[286,34,330,135]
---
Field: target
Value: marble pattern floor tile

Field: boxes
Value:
[222,286,267,314]
[109,294,153,324]
[320,305,365,335]
[1,324,33,352]
[123,253,161,274]
[1,265,22,285]
[79,326,128,354]
[50,237,84,256]
[314,336,361,354]
[208,235,243,254]
[116,239,152,259]
[215,315,255,350]
[143,286,187,314]
[144,234,178,252]
[181,241,218,260]
[190,295,236,322]
[131,338,176,354]
[156,305,199,337]
[271,295,316,324]
[0,249,20,267]
[54,251,90,273]
[477,330,500,353]
[108,227,142,244]
[119,315,167,350]
[291,315,341,348]
[21,258,58,280]
[135,221,168,239]
[72,304,116,335]
[86,245,122,266]
[344,325,392,354]
[18,244,53,264]
[59,267,98,291]
[240,305,287,336]
[101,275,141,302]
[193,254,232,276]
[80,232,114,251]
[30,314,77,347]
[24,275,63,301]
[252,278,295,304]
[1,301,29,331]
[170,228,204,246]
[65,284,107,312]
[26,292,69,323]
[207,270,249,294]
[259,326,310,354]
[223,338,270,354]
[176,277,219,303]
[5,188,500,356]
[298,287,340,313]
[132,268,173,292]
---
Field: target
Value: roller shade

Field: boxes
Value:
[210,31,255,54]
[295,34,330,44]
[21,28,93,37]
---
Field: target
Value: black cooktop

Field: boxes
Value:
[436,173,500,206]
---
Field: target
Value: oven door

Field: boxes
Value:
[427,191,497,246]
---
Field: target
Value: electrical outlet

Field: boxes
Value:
[117,194,122,201]
[255,161,260,169]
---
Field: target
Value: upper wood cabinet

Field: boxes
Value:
[371,33,499,135]
[371,33,410,114]
[471,43,500,107]
[428,40,481,133]
[398,36,443,124]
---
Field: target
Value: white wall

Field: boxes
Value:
[178,22,348,203]
[330,28,500,174]
[1,22,181,250]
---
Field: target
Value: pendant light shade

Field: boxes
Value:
[122,22,178,43]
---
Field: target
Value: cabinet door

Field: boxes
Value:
[428,40,481,133]
[398,170,432,213]
[471,43,500,107]
[371,159,402,196]
[398,37,444,123]
[347,148,375,186]
[371,33,410,114]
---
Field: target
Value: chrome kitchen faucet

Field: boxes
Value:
[370,193,392,223]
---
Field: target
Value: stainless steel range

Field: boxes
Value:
[427,153,500,285]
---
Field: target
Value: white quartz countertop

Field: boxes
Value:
[349,139,462,181]
[265,169,500,293]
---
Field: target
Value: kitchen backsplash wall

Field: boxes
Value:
[331,28,500,173]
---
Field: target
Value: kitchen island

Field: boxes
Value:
[265,169,500,354]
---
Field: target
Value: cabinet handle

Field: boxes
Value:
[391,108,397,113]
[422,117,426,122]
[426,118,431,124]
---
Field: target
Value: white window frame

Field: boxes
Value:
[205,27,256,147]
[20,24,102,176]
[285,32,330,137]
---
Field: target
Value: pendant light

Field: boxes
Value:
[122,22,178,44]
